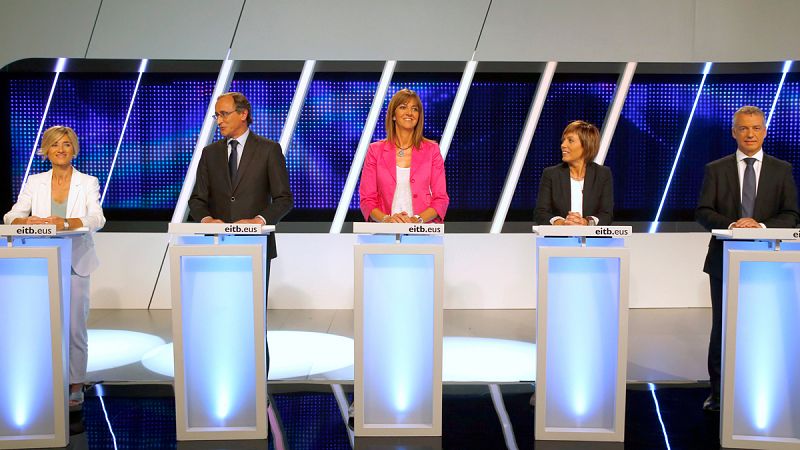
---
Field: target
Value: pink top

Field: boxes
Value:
[359,139,449,222]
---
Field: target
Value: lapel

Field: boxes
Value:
[724,154,741,216]
[382,140,397,182]
[410,141,423,182]
[582,163,595,212]
[753,155,773,219]
[217,139,234,191]
[66,169,83,217]
[232,133,257,192]
[37,170,53,214]
[558,164,570,208]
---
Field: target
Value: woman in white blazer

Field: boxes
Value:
[4,125,105,409]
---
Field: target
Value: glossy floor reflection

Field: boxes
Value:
[60,383,722,450]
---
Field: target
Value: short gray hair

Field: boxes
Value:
[732,105,765,128]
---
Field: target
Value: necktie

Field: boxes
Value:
[228,140,239,183]
[741,157,756,218]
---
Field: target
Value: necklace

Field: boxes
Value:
[397,144,412,157]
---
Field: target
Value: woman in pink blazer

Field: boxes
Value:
[359,89,449,223]
[4,126,105,410]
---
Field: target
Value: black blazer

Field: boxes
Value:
[534,162,614,225]
[189,131,293,259]
[696,153,799,278]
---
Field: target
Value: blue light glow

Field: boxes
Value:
[0,257,55,437]
[180,253,259,428]
[650,62,712,232]
[731,260,800,439]
[361,253,435,426]
[216,387,230,420]
[543,254,621,430]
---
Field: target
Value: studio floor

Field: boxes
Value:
[52,308,725,449]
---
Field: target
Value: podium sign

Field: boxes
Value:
[534,227,630,442]
[353,228,444,436]
[0,231,73,449]
[713,229,800,449]
[169,224,271,441]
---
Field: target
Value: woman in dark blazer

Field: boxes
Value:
[534,120,613,225]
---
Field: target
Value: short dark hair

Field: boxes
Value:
[219,92,253,125]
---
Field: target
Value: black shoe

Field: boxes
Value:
[703,394,720,412]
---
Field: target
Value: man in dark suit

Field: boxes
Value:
[695,105,799,411]
[189,92,293,372]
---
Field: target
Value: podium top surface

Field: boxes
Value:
[168,223,275,235]
[352,222,444,235]
[0,224,89,237]
[532,225,632,237]
[711,228,800,240]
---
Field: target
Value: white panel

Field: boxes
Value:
[86,0,243,59]
[476,0,696,62]
[694,0,800,62]
[0,0,101,69]
[89,232,713,310]
[232,0,489,61]
[91,232,170,309]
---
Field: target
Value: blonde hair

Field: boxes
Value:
[385,89,427,149]
[562,120,600,163]
[39,126,79,160]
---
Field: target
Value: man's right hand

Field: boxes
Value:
[201,216,224,224]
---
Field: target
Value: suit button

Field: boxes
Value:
[231,196,235,202]
[411,178,415,183]
[413,194,418,198]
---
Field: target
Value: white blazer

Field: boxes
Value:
[4,169,106,276]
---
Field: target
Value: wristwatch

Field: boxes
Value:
[63,220,70,230]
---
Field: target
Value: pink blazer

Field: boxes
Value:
[359,139,449,222]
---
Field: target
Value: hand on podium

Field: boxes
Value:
[732,218,760,228]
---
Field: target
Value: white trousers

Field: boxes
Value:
[70,272,90,384]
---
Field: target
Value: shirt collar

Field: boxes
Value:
[228,128,250,148]
[736,148,763,163]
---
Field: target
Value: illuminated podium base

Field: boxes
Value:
[169,223,272,441]
[715,229,800,449]
[353,223,444,437]
[0,226,72,449]
[533,226,630,442]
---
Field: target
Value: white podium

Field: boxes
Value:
[352,222,444,436]
[712,228,800,449]
[0,225,83,449]
[532,225,631,442]
[168,223,273,441]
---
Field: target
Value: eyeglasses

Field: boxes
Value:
[212,110,238,120]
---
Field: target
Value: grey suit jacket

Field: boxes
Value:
[189,131,293,259]
[534,162,614,225]
[696,153,799,278]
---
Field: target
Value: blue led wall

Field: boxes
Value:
[5,70,800,223]
[447,75,538,221]
[508,75,617,221]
